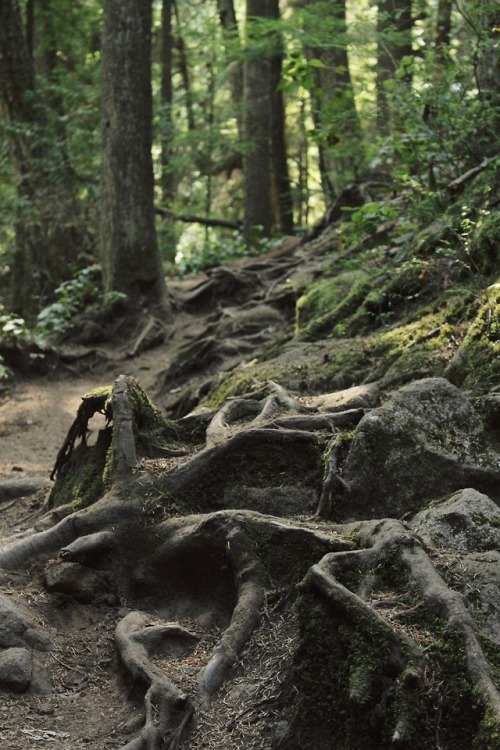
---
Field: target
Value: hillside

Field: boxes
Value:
[0,163,499,750]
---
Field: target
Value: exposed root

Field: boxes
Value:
[0,490,133,570]
[198,523,265,702]
[116,611,198,750]
[59,529,117,562]
[303,517,500,744]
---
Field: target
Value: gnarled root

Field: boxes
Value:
[198,523,265,702]
[300,518,500,747]
[116,612,198,750]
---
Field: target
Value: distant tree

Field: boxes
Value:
[436,0,452,50]
[0,0,90,320]
[100,0,168,311]
[376,0,413,132]
[269,0,294,235]
[302,0,363,197]
[217,0,244,145]
[160,0,175,204]
[243,0,294,244]
[242,0,275,244]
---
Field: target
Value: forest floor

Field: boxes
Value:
[0,270,298,750]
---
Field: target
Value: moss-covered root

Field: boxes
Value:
[306,552,424,746]
[355,519,500,725]
[116,612,198,750]
[198,523,265,702]
[307,518,500,747]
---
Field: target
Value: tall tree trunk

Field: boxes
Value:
[100,0,168,311]
[173,0,196,133]
[475,1,500,106]
[0,0,86,320]
[269,0,294,235]
[304,0,363,198]
[376,0,413,133]
[161,0,175,203]
[243,0,274,245]
[436,0,452,50]
[217,0,244,144]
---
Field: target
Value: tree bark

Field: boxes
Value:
[100,0,168,311]
[304,0,363,197]
[376,0,413,133]
[243,0,274,245]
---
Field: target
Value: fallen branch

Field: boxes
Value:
[155,206,241,231]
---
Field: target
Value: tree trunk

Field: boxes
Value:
[304,0,363,198]
[243,0,274,245]
[269,0,294,236]
[217,0,244,144]
[376,0,413,133]
[100,0,168,311]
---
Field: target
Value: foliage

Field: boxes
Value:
[35,265,102,338]
[175,228,280,276]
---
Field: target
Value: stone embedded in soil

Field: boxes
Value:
[410,487,500,553]
[44,560,117,604]
[0,646,32,692]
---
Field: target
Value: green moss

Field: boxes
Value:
[52,428,112,510]
[298,276,375,340]
[295,271,369,334]
[446,283,500,393]
[203,371,258,408]
[292,590,394,750]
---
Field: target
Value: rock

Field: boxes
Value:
[44,560,117,604]
[443,551,500,645]
[0,594,51,650]
[0,476,51,502]
[410,488,500,553]
[307,382,380,413]
[0,647,32,692]
[334,378,500,521]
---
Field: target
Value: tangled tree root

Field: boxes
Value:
[1,375,499,749]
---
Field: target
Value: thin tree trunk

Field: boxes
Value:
[161,0,175,203]
[269,0,294,235]
[376,0,413,133]
[243,0,273,245]
[173,0,196,133]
